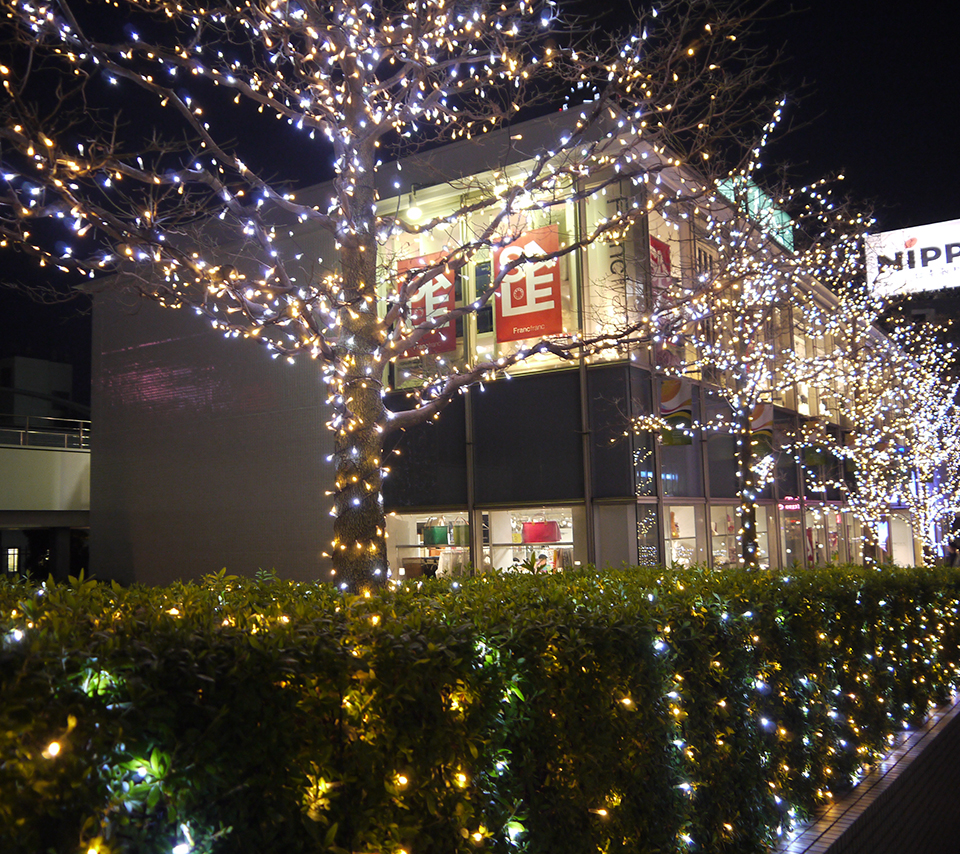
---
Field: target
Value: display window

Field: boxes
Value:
[663,504,707,567]
[803,504,844,566]
[473,206,579,373]
[886,512,916,566]
[778,500,805,567]
[579,183,675,348]
[380,195,472,389]
[709,506,739,568]
[385,511,471,580]
[841,509,863,565]
[479,505,585,573]
[709,505,774,569]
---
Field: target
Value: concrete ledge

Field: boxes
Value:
[775,694,960,854]
[0,510,90,528]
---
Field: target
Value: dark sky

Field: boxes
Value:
[763,2,960,233]
[2,0,958,402]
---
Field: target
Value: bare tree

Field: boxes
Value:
[2,0,784,588]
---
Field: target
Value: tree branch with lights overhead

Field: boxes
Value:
[3,0,834,588]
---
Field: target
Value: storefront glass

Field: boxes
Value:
[804,504,843,566]
[841,509,863,565]
[709,504,774,569]
[756,505,775,569]
[480,505,586,573]
[386,511,472,580]
[637,503,660,566]
[663,504,707,567]
[659,381,703,497]
[779,500,805,567]
[709,505,739,569]
[887,512,916,566]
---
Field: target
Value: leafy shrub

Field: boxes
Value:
[2,564,959,854]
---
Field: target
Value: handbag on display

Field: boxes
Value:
[451,517,470,547]
[521,520,561,544]
[422,517,449,546]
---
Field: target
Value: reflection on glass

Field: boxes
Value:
[804,505,843,566]
[637,504,660,566]
[634,441,656,497]
[842,510,862,565]
[708,505,773,569]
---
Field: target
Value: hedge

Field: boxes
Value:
[2,565,960,854]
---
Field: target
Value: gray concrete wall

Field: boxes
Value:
[91,293,335,585]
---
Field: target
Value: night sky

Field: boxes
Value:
[2,0,958,406]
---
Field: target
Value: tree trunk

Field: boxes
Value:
[737,404,760,569]
[329,140,388,592]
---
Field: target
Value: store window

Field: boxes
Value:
[480,506,585,573]
[887,512,916,566]
[710,506,739,568]
[382,198,473,389]
[708,505,775,570]
[779,499,805,567]
[804,504,843,566]
[475,213,579,372]
[385,511,471,580]
[659,379,703,497]
[637,504,660,565]
[704,392,737,499]
[841,509,863,565]
[379,176,581,388]
[5,548,18,574]
[663,504,707,567]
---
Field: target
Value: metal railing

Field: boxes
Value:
[0,414,91,450]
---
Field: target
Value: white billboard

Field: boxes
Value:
[865,218,960,298]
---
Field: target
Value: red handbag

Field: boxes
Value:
[522,520,561,544]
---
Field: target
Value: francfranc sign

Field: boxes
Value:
[865,218,960,298]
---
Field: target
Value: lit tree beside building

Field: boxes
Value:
[1,0,797,587]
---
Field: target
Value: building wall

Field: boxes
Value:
[91,293,335,584]
[0,446,89,512]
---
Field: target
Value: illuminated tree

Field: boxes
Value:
[2,0,784,588]
[804,324,960,564]
[901,362,960,562]
[627,137,873,568]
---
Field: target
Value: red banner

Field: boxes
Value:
[494,224,564,343]
[650,236,673,308]
[398,253,456,355]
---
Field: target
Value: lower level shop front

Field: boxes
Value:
[385,502,918,579]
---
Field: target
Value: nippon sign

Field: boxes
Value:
[865,218,960,298]
[494,224,564,343]
[398,253,457,355]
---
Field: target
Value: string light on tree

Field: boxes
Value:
[1,0,866,587]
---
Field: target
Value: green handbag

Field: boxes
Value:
[422,518,449,546]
